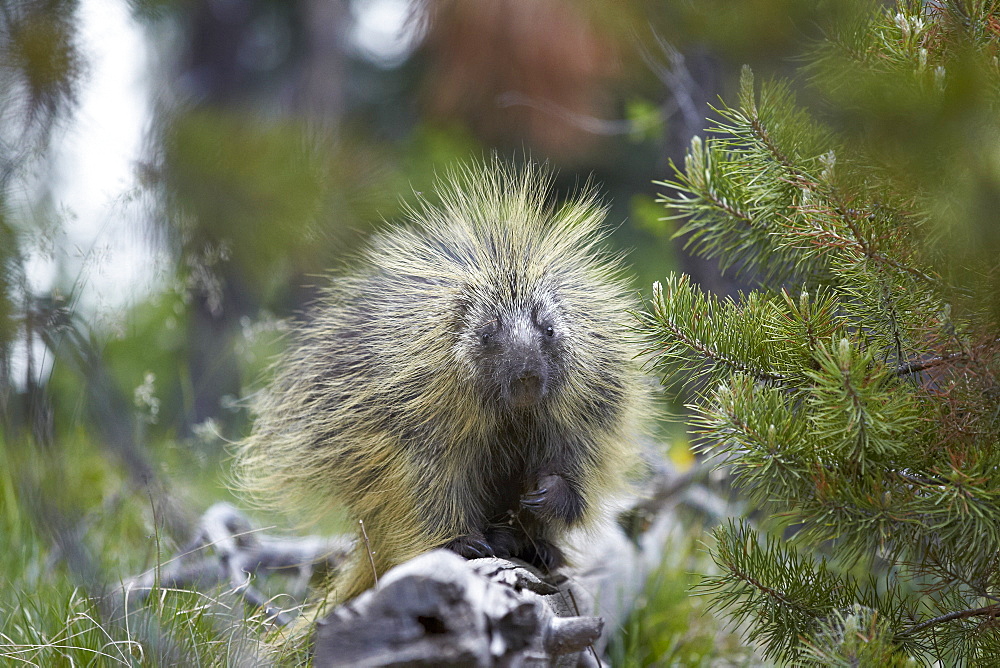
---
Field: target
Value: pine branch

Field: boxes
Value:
[651,309,787,385]
[656,137,795,282]
[835,207,938,286]
[663,66,943,297]
[734,66,817,190]
[895,338,1000,376]
[689,182,756,228]
[801,604,913,667]
[792,206,939,288]
[638,274,796,388]
[697,520,863,662]
[692,376,814,502]
[643,5,1000,662]
[805,337,918,464]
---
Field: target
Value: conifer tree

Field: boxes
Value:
[640,2,1000,663]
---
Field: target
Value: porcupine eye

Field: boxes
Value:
[478,318,499,346]
[545,325,554,337]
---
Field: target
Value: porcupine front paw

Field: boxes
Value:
[483,522,565,571]
[516,538,565,571]
[448,526,526,559]
[520,473,584,524]
[444,534,496,559]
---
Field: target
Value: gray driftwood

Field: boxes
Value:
[119,458,729,666]
[120,502,353,626]
[313,550,602,667]
[310,459,721,668]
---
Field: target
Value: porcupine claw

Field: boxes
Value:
[445,535,496,559]
[520,474,584,524]
[520,487,549,508]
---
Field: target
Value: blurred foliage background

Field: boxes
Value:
[4,0,1000,664]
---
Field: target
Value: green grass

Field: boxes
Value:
[608,524,761,667]
[0,430,291,666]
[1,429,754,666]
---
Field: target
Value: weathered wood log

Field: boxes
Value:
[118,461,732,665]
[313,550,602,667]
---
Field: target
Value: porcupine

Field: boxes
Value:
[235,160,649,604]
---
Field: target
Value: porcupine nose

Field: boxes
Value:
[513,370,545,405]
[508,348,548,407]
[503,316,549,408]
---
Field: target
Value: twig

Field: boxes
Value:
[640,30,705,134]
[901,603,1000,636]
[895,352,964,376]
[496,92,634,136]
[359,519,379,589]
[566,586,601,666]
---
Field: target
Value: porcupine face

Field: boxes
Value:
[466,287,565,410]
